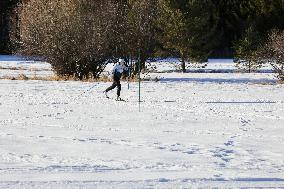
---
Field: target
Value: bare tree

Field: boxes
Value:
[127,0,159,74]
[16,0,160,78]
[234,27,264,73]
[258,30,284,81]
[17,0,121,79]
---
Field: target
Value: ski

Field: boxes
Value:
[103,94,127,102]
[116,98,126,102]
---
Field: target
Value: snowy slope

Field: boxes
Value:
[0,57,284,188]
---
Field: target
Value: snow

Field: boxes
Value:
[0,55,53,78]
[0,57,284,188]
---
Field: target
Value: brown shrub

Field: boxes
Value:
[17,0,122,80]
[258,30,284,81]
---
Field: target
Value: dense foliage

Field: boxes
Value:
[0,0,19,53]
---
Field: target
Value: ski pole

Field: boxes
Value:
[73,83,97,101]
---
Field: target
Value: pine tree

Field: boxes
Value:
[158,0,220,72]
[234,0,284,73]
[234,27,263,72]
[0,0,20,53]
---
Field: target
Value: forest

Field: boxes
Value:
[1,0,284,79]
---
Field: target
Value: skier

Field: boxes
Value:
[104,59,128,101]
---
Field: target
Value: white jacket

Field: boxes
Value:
[112,64,128,74]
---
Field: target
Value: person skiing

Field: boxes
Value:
[104,59,128,101]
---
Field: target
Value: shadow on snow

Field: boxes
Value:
[159,77,277,84]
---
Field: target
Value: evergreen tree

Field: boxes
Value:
[158,0,220,72]
[234,0,284,72]
[234,27,264,72]
[210,0,245,57]
[0,0,20,54]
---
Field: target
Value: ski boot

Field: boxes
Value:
[104,91,109,99]
[116,96,124,101]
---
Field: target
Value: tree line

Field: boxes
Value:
[6,0,284,80]
[0,0,19,53]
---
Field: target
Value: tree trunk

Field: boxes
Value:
[181,56,186,73]
[248,61,251,73]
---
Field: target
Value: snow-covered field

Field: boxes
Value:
[0,56,53,78]
[0,56,284,188]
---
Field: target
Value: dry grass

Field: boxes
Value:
[0,66,51,72]
[257,82,278,85]
[0,74,142,82]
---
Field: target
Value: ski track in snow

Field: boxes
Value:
[0,59,284,188]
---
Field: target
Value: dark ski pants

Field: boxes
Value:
[106,78,121,97]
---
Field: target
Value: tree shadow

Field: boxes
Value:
[206,101,276,104]
[158,69,273,74]
[159,77,278,84]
